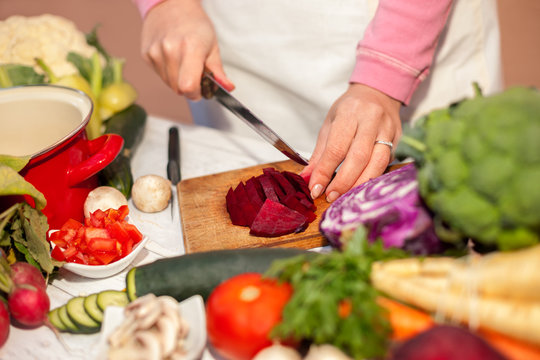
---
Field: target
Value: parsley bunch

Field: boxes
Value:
[266,226,408,359]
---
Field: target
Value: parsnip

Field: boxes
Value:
[371,245,540,346]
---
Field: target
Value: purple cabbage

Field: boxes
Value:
[319,163,444,255]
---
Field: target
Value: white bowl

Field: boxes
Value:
[63,235,149,278]
[95,295,207,360]
[50,231,149,279]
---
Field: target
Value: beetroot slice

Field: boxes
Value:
[283,171,311,199]
[295,191,316,211]
[266,168,297,197]
[282,194,316,223]
[249,199,308,237]
[245,177,264,210]
[226,187,248,226]
[233,182,259,226]
[257,174,280,203]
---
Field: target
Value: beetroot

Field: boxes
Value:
[250,199,308,237]
[8,284,50,328]
[0,300,9,347]
[226,168,316,237]
[10,262,46,290]
[389,325,506,360]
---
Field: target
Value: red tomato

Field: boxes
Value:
[206,273,293,360]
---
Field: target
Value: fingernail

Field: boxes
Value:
[326,191,340,203]
[311,184,323,199]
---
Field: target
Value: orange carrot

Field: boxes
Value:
[376,296,434,341]
[479,327,540,360]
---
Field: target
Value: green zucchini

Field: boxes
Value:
[126,247,311,302]
[48,307,67,332]
[99,103,147,198]
[66,296,101,333]
[83,293,104,323]
[96,290,129,311]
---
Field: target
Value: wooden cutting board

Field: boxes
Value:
[178,160,330,253]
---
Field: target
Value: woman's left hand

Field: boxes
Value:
[301,83,402,202]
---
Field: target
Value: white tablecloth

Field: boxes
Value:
[1,115,300,360]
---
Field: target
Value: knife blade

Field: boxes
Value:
[201,72,309,166]
[167,126,181,219]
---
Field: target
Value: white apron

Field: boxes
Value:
[190,0,503,154]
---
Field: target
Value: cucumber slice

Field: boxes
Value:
[126,268,137,301]
[96,290,129,311]
[48,307,67,332]
[66,297,100,333]
[83,293,104,323]
[58,305,79,333]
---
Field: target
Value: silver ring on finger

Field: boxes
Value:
[374,140,393,150]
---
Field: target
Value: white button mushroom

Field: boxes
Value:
[131,175,172,213]
[83,186,128,218]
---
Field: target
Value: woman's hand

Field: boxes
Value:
[140,0,234,100]
[301,83,402,202]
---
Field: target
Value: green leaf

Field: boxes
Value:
[0,64,45,86]
[18,204,52,274]
[265,227,409,359]
[0,165,46,210]
[67,52,93,83]
[0,155,30,172]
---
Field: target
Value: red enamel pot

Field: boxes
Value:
[0,85,123,229]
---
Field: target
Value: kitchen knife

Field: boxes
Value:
[201,72,309,166]
[167,126,181,219]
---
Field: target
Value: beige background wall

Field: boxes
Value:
[2,0,540,124]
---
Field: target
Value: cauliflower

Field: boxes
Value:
[398,86,540,251]
[0,14,96,77]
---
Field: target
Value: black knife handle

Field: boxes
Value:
[201,72,219,99]
[167,126,181,184]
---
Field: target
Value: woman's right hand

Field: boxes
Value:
[140,0,234,100]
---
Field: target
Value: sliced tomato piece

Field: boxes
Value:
[85,227,110,241]
[91,251,118,265]
[116,205,129,221]
[50,246,66,261]
[123,223,144,243]
[107,221,131,244]
[62,246,79,260]
[88,209,107,227]
[87,237,117,252]
[121,238,134,257]
[61,218,84,232]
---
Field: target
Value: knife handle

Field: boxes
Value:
[201,71,219,99]
[167,126,181,185]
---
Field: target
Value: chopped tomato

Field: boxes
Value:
[84,227,110,241]
[107,222,131,244]
[123,223,143,243]
[50,206,143,266]
[62,245,79,260]
[87,238,117,252]
[91,251,117,265]
[121,238,134,257]
[50,246,66,261]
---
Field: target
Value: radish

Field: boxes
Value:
[8,284,50,328]
[0,299,9,347]
[10,262,46,290]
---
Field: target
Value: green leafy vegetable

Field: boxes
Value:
[265,226,408,359]
[0,157,61,274]
[0,64,45,88]
[0,163,46,210]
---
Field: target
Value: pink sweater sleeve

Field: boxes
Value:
[351,0,454,104]
[132,0,165,18]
